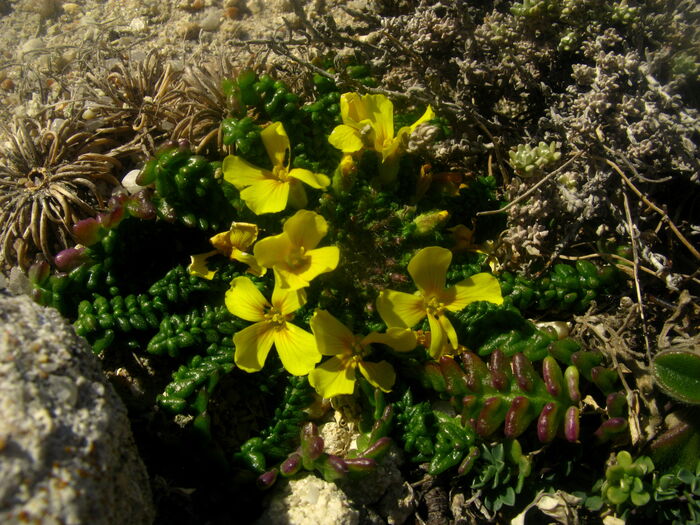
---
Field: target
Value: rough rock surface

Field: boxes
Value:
[257,474,360,525]
[0,291,154,525]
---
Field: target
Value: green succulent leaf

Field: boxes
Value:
[652,349,700,404]
[607,485,629,505]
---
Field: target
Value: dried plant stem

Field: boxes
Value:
[621,186,652,363]
[604,158,700,261]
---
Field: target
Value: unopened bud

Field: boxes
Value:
[412,210,449,236]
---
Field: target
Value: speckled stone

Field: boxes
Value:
[0,291,154,525]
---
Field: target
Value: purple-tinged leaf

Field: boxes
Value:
[591,366,618,394]
[537,402,560,443]
[280,453,302,477]
[564,406,580,442]
[459,351,488,392]
[542,356,564,397]
[440,356,470,396]
[54,247,88,271]
[257,468,278,489]
[72,217,102,246]
[457,446,480,476]
[362,437,392,460]
[476,397,505,437]
[424,361,447,392]
[504,396,532,438]
[489,349,509,391]
[594,417,628,443]
[512,353,537,392]
[564,366,580,402]
[606,392,627,417]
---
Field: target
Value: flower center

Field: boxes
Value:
[272,165,289,181]
[264,306,288,327]
[286,246,308,269]
[425,296,446,317]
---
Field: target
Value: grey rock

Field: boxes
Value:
[0,292,154,524]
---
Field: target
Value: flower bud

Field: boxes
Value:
[412,210,449,236]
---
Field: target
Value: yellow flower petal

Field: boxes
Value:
[253,233,293,268]
[231,249,266,277]
[362,94,394,146]
[288,168,330,190]
[408,105,435,133]
[440,315,459,350]
[328,124,364,153]
[226,222,259,251]
[310,310,354,357]
[271,282,307,316]
[239,178,290,215]
[261,122,290,168]
[376,289,426,328]
[274,268,311,290]
[225,276,268,322]
[445,273,504,311]
[362,327,417,352]
[408,246,451,297]
[308,356,356,398]
[427,313,446,359]
[233,321,276,372]
[297,246,340,283]
[222,155,270,190]
[283,209,328,251]
[340,92,368,124]
[273,322,321,375]
[358,360,396,392]
[188,251,218,280]
[287,179,309,210]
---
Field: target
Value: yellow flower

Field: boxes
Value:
[376,246,503,359]
[308,310,416,398]
[226,276,321,376]
[188,222,265,279]
[222,122,330,214]
[254,209,339,290]
[328,92,434,184]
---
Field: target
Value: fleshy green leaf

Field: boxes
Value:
[652,349,700,404]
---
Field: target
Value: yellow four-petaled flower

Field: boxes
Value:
[308,309,416,398]
[254,209,339,290]
[226,276,321,376]
[223,122,330,215]
[328,92,434,185]
[376,246,503,359]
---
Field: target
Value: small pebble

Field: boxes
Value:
[224,7,240,19]
[129,17,147,32]
[20,38,44,58]
[82,108,96,120]
[1,78,14,91]
[200,10,221,32]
